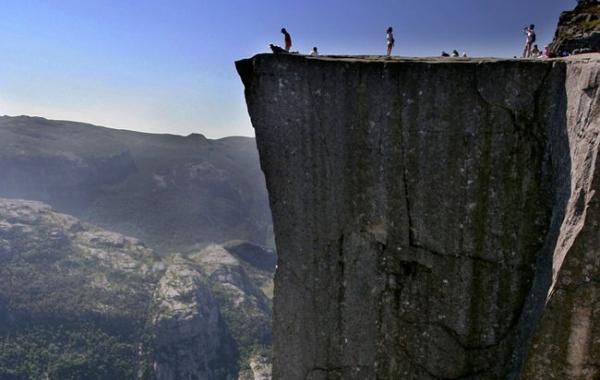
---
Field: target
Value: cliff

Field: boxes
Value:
[236,54,600,379]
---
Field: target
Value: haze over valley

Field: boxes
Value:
[0,115,274,379]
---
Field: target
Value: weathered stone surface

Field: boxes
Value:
[248,352,273,380]
[236,54,600,379]
[191,244,273,378]
[151,255,237,380]
[520,60,600,379]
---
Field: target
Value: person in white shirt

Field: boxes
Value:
[386,27,395,57]
[310,47,319,56]
[523,24,536,58]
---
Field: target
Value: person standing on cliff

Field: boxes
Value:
[386,27,395,56]
[281,28,292,52]
[522,24,536,58]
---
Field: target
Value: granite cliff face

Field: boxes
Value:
[151,255,237,380]
[191,245,273,380]
[237,54,600,379]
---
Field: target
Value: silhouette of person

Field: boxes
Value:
[281,28,292,52]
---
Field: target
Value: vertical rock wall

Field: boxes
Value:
[237,55,600,379]
[521,60,600,379]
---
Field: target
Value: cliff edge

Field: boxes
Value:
[237,53,600,380]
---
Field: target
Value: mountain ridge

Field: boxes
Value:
[0,115,273,253]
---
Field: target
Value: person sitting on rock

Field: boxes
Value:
[451,50,460,57]
[531,44,541,57]
[310,47,319,56]
[441,51,450,57]
[386,27,395,56]
[542,45,550,58]
[281,28,292,52]
[523,24,536,58]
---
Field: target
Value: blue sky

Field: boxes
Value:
[1,0,573,138]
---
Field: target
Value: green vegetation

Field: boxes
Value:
[0,200,274,378]
[581,19,600,32]
[0,325,147,380]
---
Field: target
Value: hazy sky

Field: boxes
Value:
[1,0,573,138]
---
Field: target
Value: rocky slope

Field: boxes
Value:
[550,1,600,55]
[0,198,273,379]
[0,116,272,253]
[237,53,600,379]
[191,244,273,379]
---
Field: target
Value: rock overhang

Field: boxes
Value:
[237,53,600,379]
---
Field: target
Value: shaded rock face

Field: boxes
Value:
[152,256,238,380]
[224,241,278,273]
[550,1,600,54]
[191,244,273,379]
[520,61,600,379]
[237,54,600,379]
[0,116,272,253]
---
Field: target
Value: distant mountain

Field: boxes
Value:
[0,115,272,253]
[0,198,273,379]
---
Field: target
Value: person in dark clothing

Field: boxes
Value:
[281,28,292,51]
[269,44,288,54]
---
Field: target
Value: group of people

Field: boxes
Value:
[269,24,556,59]
[270,28,319,56]
[271,26,396,57]
[441,50,468,58]
[523,24,542,58]
[522,24,559,59]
